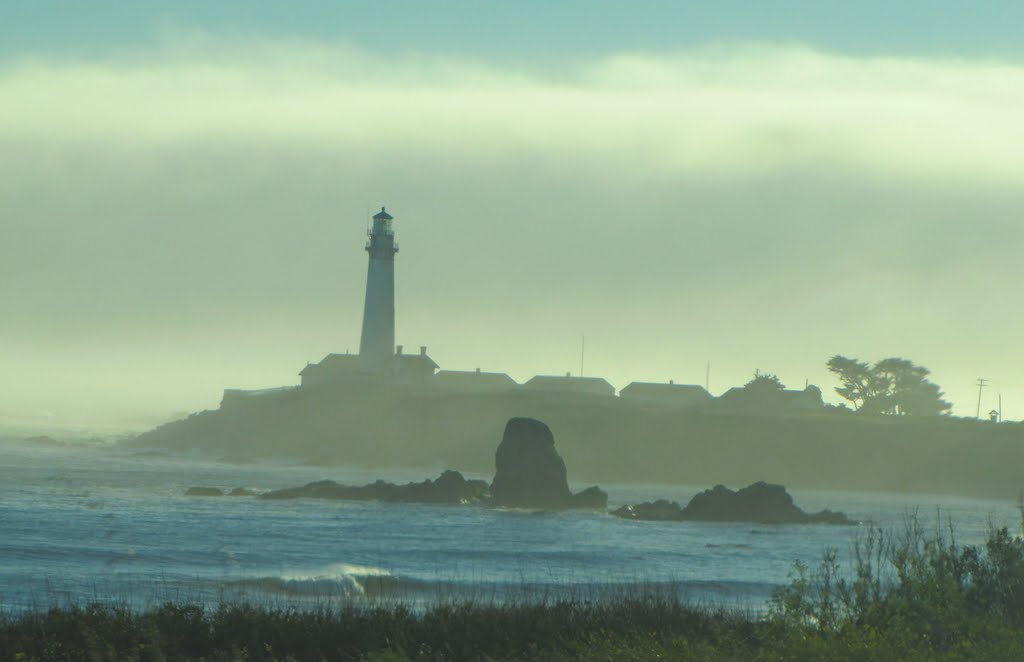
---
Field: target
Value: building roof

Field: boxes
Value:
[524,374,615,395]
[434,370,518,387]
[299,353,360,376]
[718,385,824,409]
[393,353,440,370]
[620,382,712,399]
[373,206,393,220]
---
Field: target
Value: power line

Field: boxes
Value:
[975,378,989,419]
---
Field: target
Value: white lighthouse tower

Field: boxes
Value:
[297,206,437,387]
[358,206,398,372]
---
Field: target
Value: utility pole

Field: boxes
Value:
[999,394,1003,422]
[705,362,711,392]
[579,334,585,378]
[975,378,988,419]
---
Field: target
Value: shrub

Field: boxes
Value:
[769,511,1024,654]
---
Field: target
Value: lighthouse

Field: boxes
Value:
[297,205,437,387]
[358,206,398,372]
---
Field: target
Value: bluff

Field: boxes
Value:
[134,383,1024,499]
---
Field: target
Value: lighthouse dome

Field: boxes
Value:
[373,207,393,221]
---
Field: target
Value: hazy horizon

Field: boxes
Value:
[3,4,1023,431]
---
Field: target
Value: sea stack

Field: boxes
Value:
[490,417,607,510]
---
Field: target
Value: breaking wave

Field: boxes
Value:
[226,563,433,599]
[223,563,777,608]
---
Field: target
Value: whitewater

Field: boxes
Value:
[1,437,1018,613]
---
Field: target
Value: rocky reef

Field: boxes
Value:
[490,417,608,510]
[182,417,848,524]
[185,486,257,497]
[611,499,685,521]
[185,416,607,511]
[613,481,853,525]
[260,470,488,504]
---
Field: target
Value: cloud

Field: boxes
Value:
[2,40,1022,181]
[1,39,1022,423]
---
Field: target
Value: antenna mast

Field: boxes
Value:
[579,334,585,378]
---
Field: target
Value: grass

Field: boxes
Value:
[4,515,1024,661]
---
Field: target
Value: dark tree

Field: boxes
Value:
[826,355,876,411]
[899,380,953,416]
[744,371,786,392]
[827,355,951,416]
[874,358,952,416]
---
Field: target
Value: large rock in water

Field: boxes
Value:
[681,481,851,524]
[611,481,853,525]
[490,417,607,509]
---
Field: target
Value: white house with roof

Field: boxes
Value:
[619,381,713,408]
[523,373,615,397]
[717,384,824,411]
[433,369,518,392]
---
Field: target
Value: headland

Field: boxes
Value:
[132,206,1024,500]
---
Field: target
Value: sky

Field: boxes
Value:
[2,2,1023,430]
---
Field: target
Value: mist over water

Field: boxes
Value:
[4,11,1023,656]
[3,39,1024,426]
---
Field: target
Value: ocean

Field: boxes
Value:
[1,437,1019,614]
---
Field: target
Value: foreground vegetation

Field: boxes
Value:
[4,517,1024,661]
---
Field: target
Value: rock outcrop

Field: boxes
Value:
[489,417,607,510]
[682,482,852,524]
[612,481,853,525]
[184,417,608,510]
[612,499,685,521]
[185,486,224,497]
[569,486,609,510]
[260,470,488,504]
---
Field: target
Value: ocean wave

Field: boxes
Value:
[225,563,433,599]
[220,566,778,605]
[281,563,392,581]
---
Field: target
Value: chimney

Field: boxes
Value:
[420,345,427,356]
[396,345,403,356]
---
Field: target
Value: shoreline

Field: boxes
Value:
[4,433,1021,503]
[132,386,1024,501]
